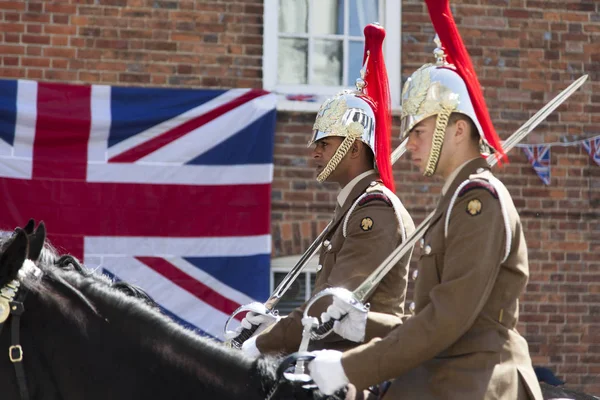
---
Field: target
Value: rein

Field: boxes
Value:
[0,260,43,400]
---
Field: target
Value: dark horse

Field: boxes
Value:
[0,223,333,400]
[0,222,596,400]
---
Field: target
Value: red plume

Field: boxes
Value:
[362,24,395,192]
[424,0,508,164]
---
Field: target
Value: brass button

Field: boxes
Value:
[409,302,416,313]
[323,240,330,248]
[327,244,332,251]
[419,238,425,249]
[369,181,377,186]
[424,245,432,255]
[317,264,323,272]
[412,269,419,281]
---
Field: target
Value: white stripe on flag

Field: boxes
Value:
[0,157,34,179]
[84,235,271,257]
[0,80,37,178]
[137,93,277,164]
[88,85,112,162]
[87,163,273,185]
[167,257,255,307]
[14,80,37,160]
[106,88,252,160]
[93,256,237,339]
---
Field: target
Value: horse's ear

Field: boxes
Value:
[28,221,46,263]
[0,229,29,287]
[23,219,35,235]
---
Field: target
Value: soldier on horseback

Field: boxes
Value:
[226,24,416,358]
[305,1,544,398]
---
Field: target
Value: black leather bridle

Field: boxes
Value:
[0,261,43,400]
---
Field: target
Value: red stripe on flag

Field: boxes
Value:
[137,256,243,321]
[0,179,270,238]
[108,90,269,163]
[33,82,91,180]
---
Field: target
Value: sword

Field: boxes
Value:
[305,74,589,340]
[223,140,409,348]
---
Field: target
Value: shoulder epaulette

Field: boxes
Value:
[358,192,393,207]
[457,179,498,199]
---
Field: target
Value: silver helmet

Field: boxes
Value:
[308,54,376,183]
[400,36,493,176]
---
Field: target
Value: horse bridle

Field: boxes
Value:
[0,259,43,400]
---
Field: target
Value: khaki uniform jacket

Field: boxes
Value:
[342,158,543,400]
[256,172,415,355]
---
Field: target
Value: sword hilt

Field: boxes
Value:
[223,301,274,348]
[230,324,260,349]
[311,319,335,340]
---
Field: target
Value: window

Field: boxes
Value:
[270,255,318,316]
[264,0,401,112]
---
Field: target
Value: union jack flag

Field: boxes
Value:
[582,137,600,166]
[522,144,551,185]
[0,78,276,339]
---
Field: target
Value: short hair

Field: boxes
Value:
[448,113,479,142]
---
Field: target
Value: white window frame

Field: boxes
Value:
[263,0,401,113]
[270,255,319,305]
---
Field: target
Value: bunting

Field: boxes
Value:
[522,145,552,185]
[582,136,600,166]
[516,134,600,185]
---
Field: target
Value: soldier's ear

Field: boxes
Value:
[350,140,360,157]
[453,119,470,144]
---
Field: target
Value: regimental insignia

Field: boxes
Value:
[361,217,374,231]
[466,199,482,216]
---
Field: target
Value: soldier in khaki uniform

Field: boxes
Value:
[229,24,415,358]
[306,1,544,399]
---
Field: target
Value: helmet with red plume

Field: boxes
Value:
[400,0,507,176]
[308,23,395,192]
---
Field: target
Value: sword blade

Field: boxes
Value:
[353,74,589,303]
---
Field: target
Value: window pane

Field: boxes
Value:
[313,39,342,86]
[349,0,379,37]
[273,272,306,316]
[312,0,344,35]
[347,40,364,85]
[278,38,308,85]
[278,0,308,34]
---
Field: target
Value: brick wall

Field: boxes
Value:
[0,0,264,88]
[0,0,598,394]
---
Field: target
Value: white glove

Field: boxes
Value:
[308,350,349,395]
[241,335,261,358]
[320,296,368,343]
[223,311,280,340]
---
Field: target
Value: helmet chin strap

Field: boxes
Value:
[316,125,364,183]
[423,106,453,177]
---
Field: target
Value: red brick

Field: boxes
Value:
[0,1,25,11]
[0,45,25,55]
